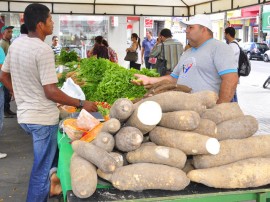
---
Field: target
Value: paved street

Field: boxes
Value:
[0,59,269,201]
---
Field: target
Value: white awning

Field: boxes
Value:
[0,0,269,16]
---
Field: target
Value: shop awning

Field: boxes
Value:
[0,0,269,17]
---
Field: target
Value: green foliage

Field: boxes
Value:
[58,50,78,65]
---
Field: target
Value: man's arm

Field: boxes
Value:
[0,71,13,94]
[133,74,177,86]
[43,84,97,112]
[149,43,161,58]
[217,73,239,104]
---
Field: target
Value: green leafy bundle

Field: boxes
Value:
[92,67,159,104]
[58,50,78,65]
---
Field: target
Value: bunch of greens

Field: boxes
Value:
[58,50,78,65]
[91,67,159,104]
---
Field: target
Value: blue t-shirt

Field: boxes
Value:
[142,38,156,57]
[171,39,238,94]
[0,47,5,87]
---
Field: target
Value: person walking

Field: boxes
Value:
[126,33,142,70]
[141,30,156,68]
[0,3,97,201]
[224,26,240,102]
[0,25,16,118]
[0,47,7,159]
[133,14,238,104]
[150,28,183,73]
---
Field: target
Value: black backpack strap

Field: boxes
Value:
[230,41,241,49]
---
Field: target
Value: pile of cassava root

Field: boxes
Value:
[70,90,270,199]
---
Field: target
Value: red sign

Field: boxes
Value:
[144,18,153,29]
[253,26,258,34]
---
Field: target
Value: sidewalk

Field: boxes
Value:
[0,83,270,202]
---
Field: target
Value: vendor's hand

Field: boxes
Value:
[83,101,98,112]
[131,74,151,86]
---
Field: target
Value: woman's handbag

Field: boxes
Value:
[153,43,167,76]
[124,51,138,62]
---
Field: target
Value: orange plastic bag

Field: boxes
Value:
[80,123,103,142]
[63,118,87,141]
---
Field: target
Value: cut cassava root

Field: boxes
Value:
[125,101,162,134]
[150,126,220,155]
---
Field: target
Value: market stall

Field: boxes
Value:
[0,0,268,17]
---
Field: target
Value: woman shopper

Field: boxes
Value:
[126,33,142,70]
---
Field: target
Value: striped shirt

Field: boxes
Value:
[2,36,59,125]
[150,38,183,72]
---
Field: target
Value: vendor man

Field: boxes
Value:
[0,3,97,201]
[133,14,238,104]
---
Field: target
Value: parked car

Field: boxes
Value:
[263,50,270,62]
[241,42,269,60]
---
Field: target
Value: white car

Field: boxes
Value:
[263,50,270,62]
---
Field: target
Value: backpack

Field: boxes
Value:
[231,41,251,77]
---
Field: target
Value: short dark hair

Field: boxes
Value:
[160,28,172,38]
[20,24,28,34]
[52,36,58,41]
[24,3,50,32]
[95,36,103,44]
[225,27,236,38]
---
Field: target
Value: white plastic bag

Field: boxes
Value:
[61,78,85,100]
[77,109,100,131]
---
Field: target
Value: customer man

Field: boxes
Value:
[150,28,183,73]
[133,14,239,104]
[0,47,7,159]
[224,26,240,102]
[51,35,61,55]
[0,3,97,202]
[0,25,16,118]
[141,30,156,68]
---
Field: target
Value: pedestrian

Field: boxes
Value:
[150,28,183,73]
[0,25,16,118]
[102,39,118,63]
[89,35,109,59]
[133,14,239,104]
[141,30,156,69]
[51,35,61,55]
[0,47,7,159]
[224,26,240,102]
[0,3,97,202]
[126,33,142,70]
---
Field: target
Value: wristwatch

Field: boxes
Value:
[78,99,84,109]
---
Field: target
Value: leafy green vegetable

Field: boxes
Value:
[58,50,78,65]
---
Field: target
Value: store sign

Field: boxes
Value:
[144,18,153,29]
[231,24,243,29]
[262,11,270,31]
[253,26,258,34]
[111,16,118,27]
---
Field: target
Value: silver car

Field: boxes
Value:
[264,50,270,62]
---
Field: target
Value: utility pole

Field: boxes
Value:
[223,12,228,40]
[258,4,264,42]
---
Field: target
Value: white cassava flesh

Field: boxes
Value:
[188,158,270,189]
[193,135,270,169]
[150,126,220,155]
[111,163,190,191]
[126,101,162,134]
[134,91,206,115]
